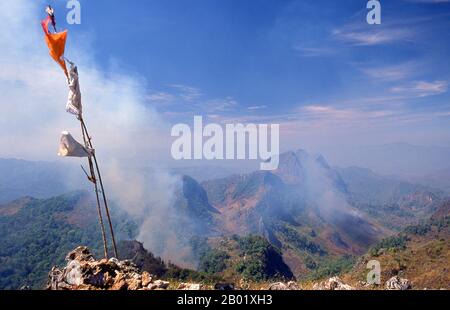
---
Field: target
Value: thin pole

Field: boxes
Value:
[80,117,119,258]
[92,154,119,258]
[91,166,109,259]
[80,121,109,259]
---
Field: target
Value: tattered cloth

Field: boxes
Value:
[66,62,82,117]
[41,16,68,78]
[58,131,94,158]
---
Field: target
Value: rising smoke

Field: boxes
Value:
[0,0,198,266]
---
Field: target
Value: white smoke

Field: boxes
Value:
[103,162,198,267]
[0,0,191,265]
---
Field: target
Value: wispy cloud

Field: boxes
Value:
[247,105,267,111]
[293,46,334,57]
[204,97,239,112]
[146,92,176,104]
[298,105,395,123]
[146,84,241,117]
[333,27,413,46]
[391,80,448,97]
[169,84,203,102]
[360,63,415,81]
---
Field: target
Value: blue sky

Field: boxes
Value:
[1,0,450,166]
[56,1,450,143]
[53,0,450,119]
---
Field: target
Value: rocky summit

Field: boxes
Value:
[47,246,170,290]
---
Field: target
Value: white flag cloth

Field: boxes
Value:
[66,62,82,117]
[58,131,94,158]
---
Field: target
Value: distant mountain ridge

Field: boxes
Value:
[0,149,447,285]
[0,159,84,204]
[173,149,447,278]
[337,166,442,205]
[329,143,450,182]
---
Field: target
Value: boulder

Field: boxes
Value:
[141,272,152,287]
[66,246,95,262]
[385,276,412,290]
[64,260,83,286]
[313,277,354,290]
[287,281,300,290]
[153,280,170,289]
[47,246,169,291]
[178,283,202,290]
[268,281,300,290]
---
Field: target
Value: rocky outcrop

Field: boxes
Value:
[178,283,202,290]
[385,276,412,290]
[47,246,171,290]
[48,247,416,291]
[313,277,354,290]
[268,281,300,290]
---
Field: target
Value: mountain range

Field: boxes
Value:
[176,150,445,278]
[0,149,447,288]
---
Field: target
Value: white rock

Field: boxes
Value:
[313,277,354,290]
[64,260,83,286]
[178,283,201,290]
[268,282,288,290]
[385,276,411,290]
[153,280,170,289]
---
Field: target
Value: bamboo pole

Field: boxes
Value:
[80,121,109,259]
[80,118,119,258]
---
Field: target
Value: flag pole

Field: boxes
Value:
[80,117,119,258]
[43,7,118,259]
[80,121,109,259]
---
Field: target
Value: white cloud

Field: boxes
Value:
[332,27,413,46]
[293,46,333,57]
[299,105,394,122]
[247,105,267,110]
[169,84,203,102]
[391,80,448,97]
[360,63,415,81]
[146,92,176,104]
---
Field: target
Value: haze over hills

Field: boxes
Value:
[412,167,450,194]
[195,150,445,278]
[326,143,450,191]
[0,148,448,288]
[337,166,438,206]
[2,142,448,203]
[0,159,85,204]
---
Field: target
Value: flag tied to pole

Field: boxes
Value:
[58,131,94,158]
[66,62,82,117]
[41,16,68,78]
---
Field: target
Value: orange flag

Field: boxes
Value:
[41,16,68,78]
